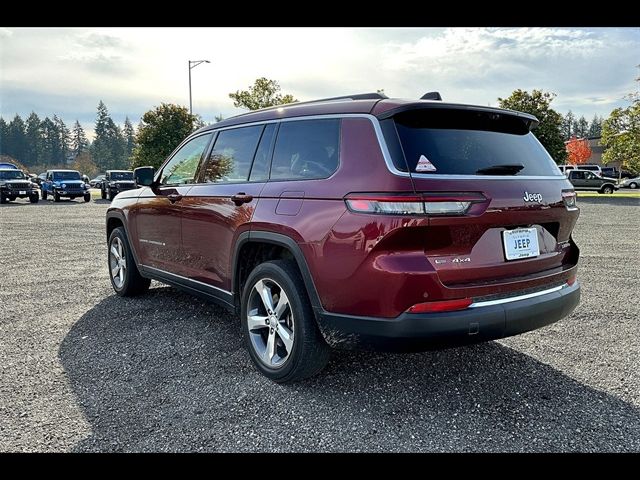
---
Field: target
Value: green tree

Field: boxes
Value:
[601,95,640,172]
[229,77,297,110]
[24,112,43,166]
[7,115,26,163]
[91,101,127,170]
[0,118,8,155]
[587,114,603,138]
[40,117,61,167]
[562,110,575,140]
[575,115,589,138]
[130,103,201,169]
[71,120,89,157]
[53,115,71,164]
[498,89,567,164]
[123,117,136,160]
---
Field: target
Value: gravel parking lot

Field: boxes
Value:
[1,195,639,452]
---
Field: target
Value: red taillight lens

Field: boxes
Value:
[567,274,577,286]
[562,190,577,208]
[345,193,485,216]
[407,298,473,313]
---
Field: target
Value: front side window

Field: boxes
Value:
[271,119,340,180]
[200,126,263,183]
[160,134,213,185]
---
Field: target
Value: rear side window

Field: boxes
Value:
[390,109,561,176]
[201,126,263,183]
[271,119,340,180]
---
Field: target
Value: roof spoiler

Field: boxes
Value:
[420,91,442,101]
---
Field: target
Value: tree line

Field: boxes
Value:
[0,100,135,176]
[1,75,637,176]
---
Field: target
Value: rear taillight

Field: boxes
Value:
[562,190,577,209]
[567,274,577,286]
[345,193,485,216]
[407,298,473,313]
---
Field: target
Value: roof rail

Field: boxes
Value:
[231,92,388,118]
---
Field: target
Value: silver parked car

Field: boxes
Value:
[620,176,640,189]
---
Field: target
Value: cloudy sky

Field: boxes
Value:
[1,27,638,138]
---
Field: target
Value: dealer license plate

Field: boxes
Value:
[503,228,540,261]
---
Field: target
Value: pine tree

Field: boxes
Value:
[0,118,8,155]
[90,101,129,170]
[587,114,603,138]
[24,112,43,166]
[40,117,60,167]
[123,117,136,160]
[575,116,589,138]
[7,115,27,163]
[53,115,71,164]
[562,111,575,140]
[71,120,89,157]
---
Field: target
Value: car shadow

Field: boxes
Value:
[59,287,640,452]
[92,199,112,205]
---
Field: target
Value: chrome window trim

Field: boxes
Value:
[196,113,567,181]
[469,283,569,308]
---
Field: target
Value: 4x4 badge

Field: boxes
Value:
[523,191,543,203]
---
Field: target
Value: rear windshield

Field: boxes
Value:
[110,172,133,180]
[53,171,81,180]
[390,109,561,176]
[0,170,25,179]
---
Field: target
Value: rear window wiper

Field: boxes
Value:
[476,164,525,175]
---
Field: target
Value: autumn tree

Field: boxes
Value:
[72,151,100,178]
[229,77,297,110]
[130,103,201,169]
[565,136,592,165]
[498,89,567,164]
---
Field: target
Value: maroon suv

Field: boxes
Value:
[106,92,580,383]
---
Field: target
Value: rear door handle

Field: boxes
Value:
[231,193,253,206]
[167,193,183,203]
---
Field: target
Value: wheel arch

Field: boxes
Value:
[232,231,323,315]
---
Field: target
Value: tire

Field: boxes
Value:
[630,182,638,189]
[41,190,47,200]
[601,185,614,194]
[84,193,91,202]
[53,191,60,202]
[108,227,151,296]
[0,193,6,204]
[30,194,39,203]
[101,187,106,200]
[107,189,113,201]
[240,260,330,383]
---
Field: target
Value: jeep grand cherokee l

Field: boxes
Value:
[106,92,581,383]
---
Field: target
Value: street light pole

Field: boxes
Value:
[188,59,210,115]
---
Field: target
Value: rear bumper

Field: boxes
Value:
[316,282,580,351]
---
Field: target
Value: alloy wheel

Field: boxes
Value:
[246,278,294,369]
[109,237,127,289]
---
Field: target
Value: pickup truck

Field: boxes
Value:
[567,169,618,194]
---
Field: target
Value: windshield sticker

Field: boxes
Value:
[416,155,437,172]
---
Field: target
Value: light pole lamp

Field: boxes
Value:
[188,59,210,115]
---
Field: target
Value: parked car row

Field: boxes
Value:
[0,167,136,204]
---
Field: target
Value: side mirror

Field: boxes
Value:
[134,166,156,187]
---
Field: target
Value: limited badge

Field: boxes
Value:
[415,155,436,172]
